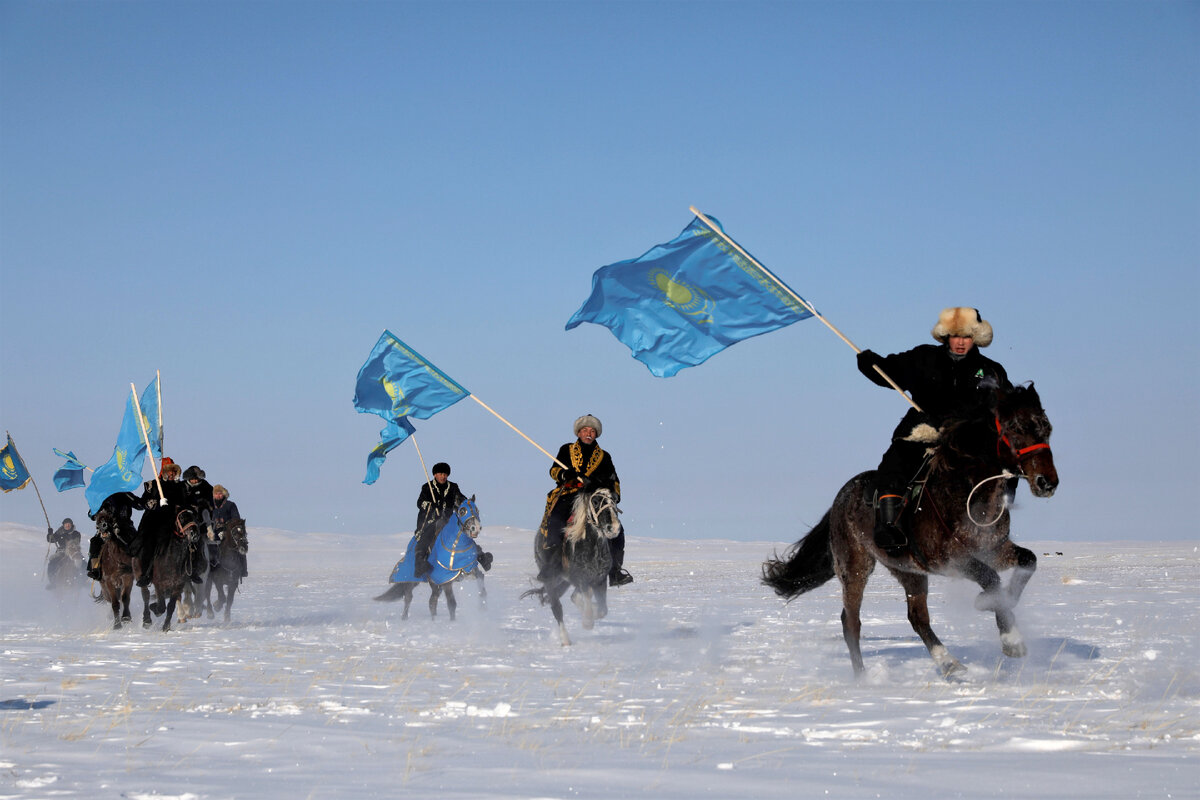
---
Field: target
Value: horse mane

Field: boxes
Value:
[929,382,1045,475]
[565,492,589,543]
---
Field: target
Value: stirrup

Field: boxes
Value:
[609,568,633,587]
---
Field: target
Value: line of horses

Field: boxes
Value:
[57,381,1058,682]
[89,510,248,632]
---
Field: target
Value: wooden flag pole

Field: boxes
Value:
[156,369,164,456]
[8,431,52,532]
[130,383,166,504]
[468,395,569,469]
[688,206,921,412]
[409,433,436,500]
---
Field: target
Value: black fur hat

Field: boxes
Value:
[432,462,451,475]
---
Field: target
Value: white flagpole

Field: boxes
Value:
[130,383,165,503]
[688,206,921,412]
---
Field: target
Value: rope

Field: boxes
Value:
[966,470,1017,527]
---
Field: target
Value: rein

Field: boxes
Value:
[995,417,1051,460]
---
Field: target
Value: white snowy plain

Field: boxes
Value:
[1,522,1197,800]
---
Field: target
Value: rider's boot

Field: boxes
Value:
[87,558,101,581]
[609,567,633,587]
[873,494,907,556]
[414,547,432,578]
[478,550,493,571]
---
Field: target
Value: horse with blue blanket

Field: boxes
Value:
[373,496,487,620]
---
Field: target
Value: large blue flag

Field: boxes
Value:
[52,449,88,492]
[139,376,162,461]
[354,331,469,485]
[565,214,814,377]
[354,331,470,421]
[363,417,417,486]
[85,389,149,515]
[0,434,33,492]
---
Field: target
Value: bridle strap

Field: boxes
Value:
[995,417,1051,461]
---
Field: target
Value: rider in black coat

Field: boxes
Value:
[86,491,146,580]
[412,463,491,576]
[857,307,1012,555]
[134,460,187,586]
[537,414,630,586]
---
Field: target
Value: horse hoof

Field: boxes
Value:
[941,660,967,679]
[1001,631,1027,658]
[112,621,122,631]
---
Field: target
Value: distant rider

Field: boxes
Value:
[413,462,491,577]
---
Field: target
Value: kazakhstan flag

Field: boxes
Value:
[353,331,470,422]
[85,389,149,515]
[363,417,417,486]
[566,215,814,377]
[139,376,162,461]
[52,449,87,492]
[0,434,32,493]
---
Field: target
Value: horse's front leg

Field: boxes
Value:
[475,569,487,607]
[549,582,570,646]
[222,581,235,623]
[401,586,413,620]
[162,595,178,633]
[444,584,457,621]
[140,585,153,628]
[891,570,963,678]
[109,586,123,630]
[962,557,1026,658]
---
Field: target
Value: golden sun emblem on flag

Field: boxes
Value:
[2,454,17,479]
[650,269,714,324]
[380,376,413,417]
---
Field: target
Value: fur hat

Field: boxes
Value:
[432,462,451,475]
[213,484,229,498]
[160,456,175,469]
[574,414,602,437]
[931,307,993,347]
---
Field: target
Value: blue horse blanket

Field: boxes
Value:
[388,498,480,585]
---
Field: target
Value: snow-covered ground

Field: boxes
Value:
[1,522,1196,799]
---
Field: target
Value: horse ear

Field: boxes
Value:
[469,494,475,503]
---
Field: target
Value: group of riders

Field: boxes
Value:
[48,306,1007,595]
[54,457,247,589]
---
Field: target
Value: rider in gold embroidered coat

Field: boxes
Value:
[537,414,632,586]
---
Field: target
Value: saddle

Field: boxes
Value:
[867,453,934,518]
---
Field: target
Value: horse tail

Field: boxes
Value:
[520,586,549,605]
[761,511,836,600]
[372,583,410,602]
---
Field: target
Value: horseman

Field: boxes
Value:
[47,517,81,551]
[537,414,632,587]
[180,465,215,583]
[210,484,248,578]
[413,462,492,577]
[134,459,186,586]
[856,307,1012,555]
[85,490,146,581]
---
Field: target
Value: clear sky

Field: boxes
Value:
[2,1,1197,542]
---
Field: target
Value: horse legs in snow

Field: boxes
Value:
[891,570,964,678]
[548,582,571,646]
[161,595,178,632]
[839,575,867,676]
[474,569,487,608]
[427,583,441,619]
[140,585,153,628]
[221,583,236,622]
[444,584,457,621]
[109,588,125,630]
[963,557,1027,658]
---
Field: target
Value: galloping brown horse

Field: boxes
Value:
[95,511,152,629]
[144,507,201,632]
[763,383,1058,678]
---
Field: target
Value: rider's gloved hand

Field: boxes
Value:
[856,349,879,370]
[558,468,579,485]
[578,476,594,491]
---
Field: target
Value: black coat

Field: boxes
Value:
[48,525,81,550]
[550,440,620,501]
[858,344,1011,438]
[416,479,466,531]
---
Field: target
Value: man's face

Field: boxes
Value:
[433,472,448,484]
[578,426,597,444]
[948,335,975,355]
[63,522,73,531]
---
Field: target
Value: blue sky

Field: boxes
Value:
[2,1,1197,543]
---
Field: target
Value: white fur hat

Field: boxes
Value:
[574,414,602,437]
[931,307,993,347]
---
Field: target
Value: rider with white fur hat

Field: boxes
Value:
[856,307,1012,556]
[536,414,631,586]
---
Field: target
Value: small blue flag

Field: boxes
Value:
[85,389,149,515]
[566,214,814,377]
[354,331,469,485]
[139,376,162,461]
[363,417,417,486]
[52,449,88,492]
[0,434,33,493]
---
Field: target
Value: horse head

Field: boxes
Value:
[95,511,117,539]
[584,488,622,540]
[454,496,482,539]
[993,383,1058,498]
[174,508,201,544]
[225,518,249,555]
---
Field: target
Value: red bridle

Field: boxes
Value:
[996,417,1051,460]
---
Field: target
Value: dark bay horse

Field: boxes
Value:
[522,488,622,646]
[95,511,152,629]
[142,507,202,632]
[763,383,1058,678]
[202,518,249,623]
[374,497,485,621]
[46,539,85,591]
